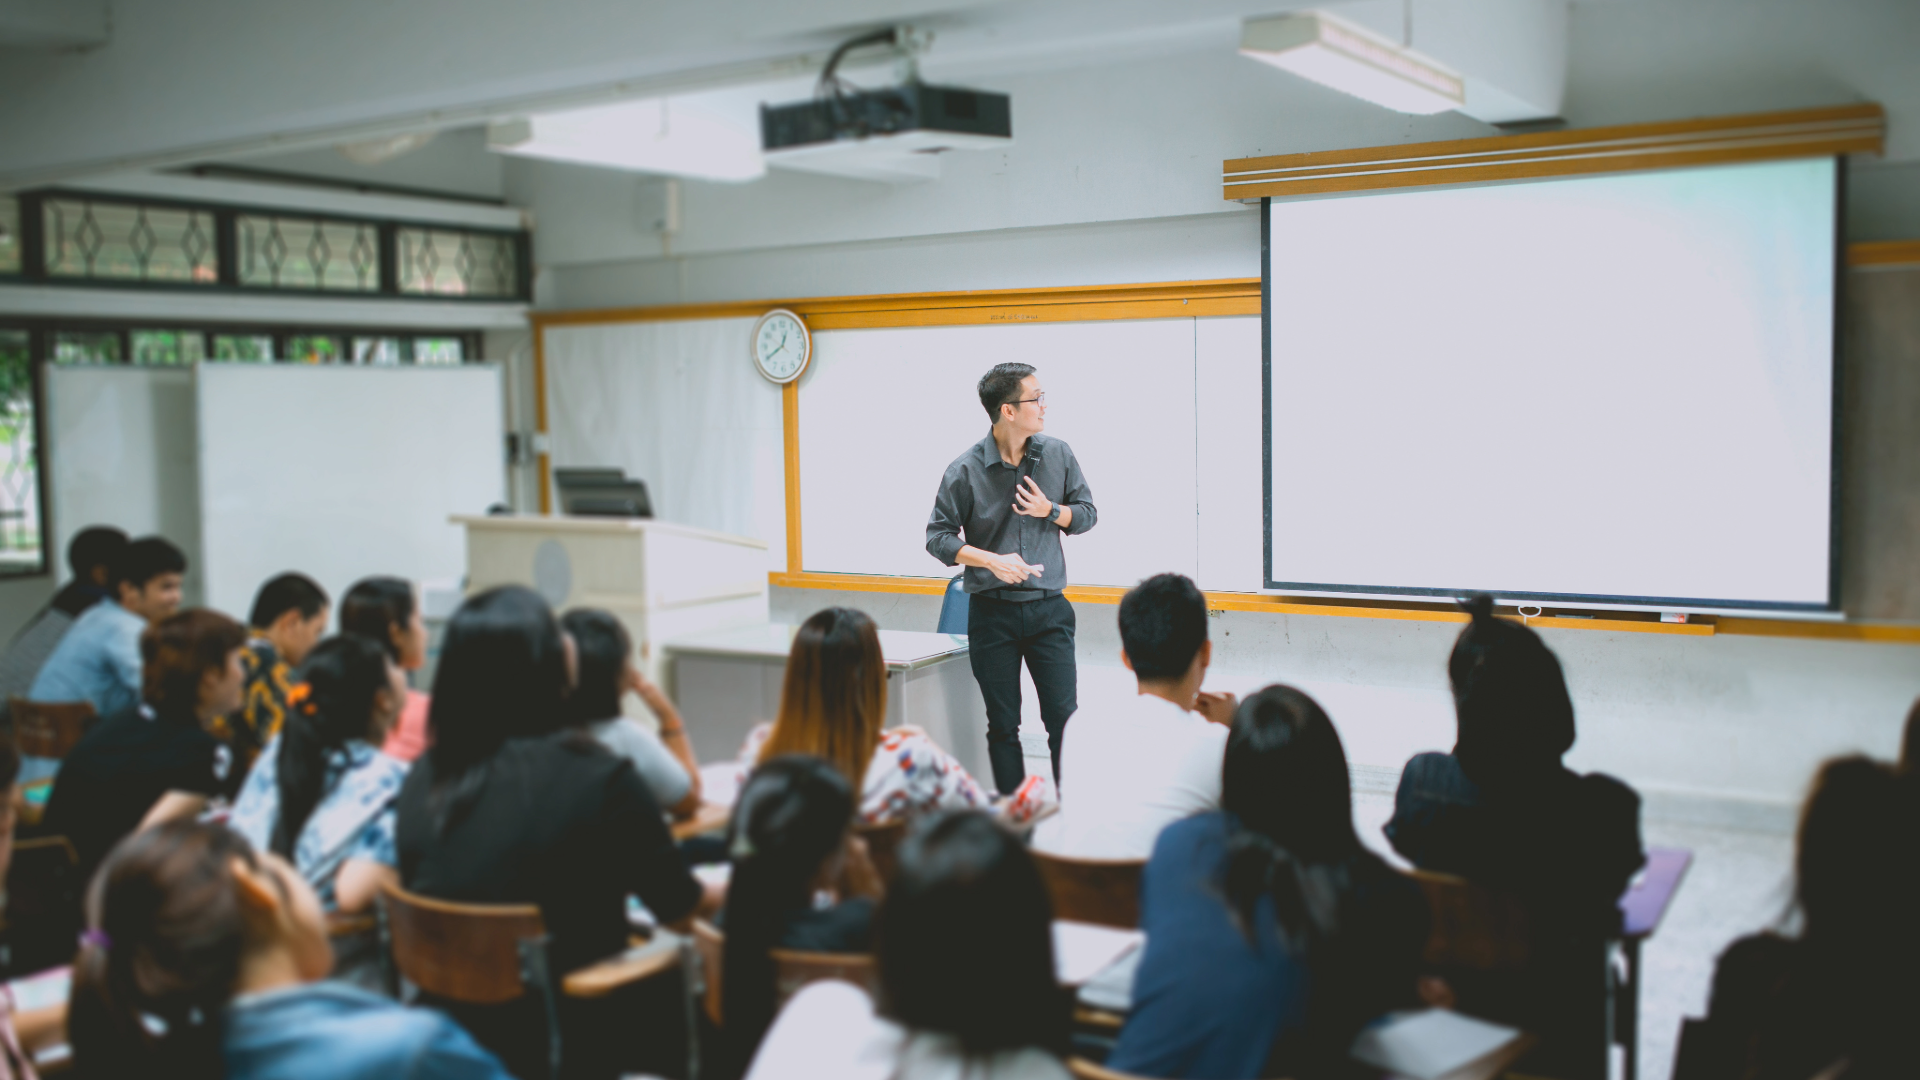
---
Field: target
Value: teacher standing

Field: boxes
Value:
[926,363,1097,794]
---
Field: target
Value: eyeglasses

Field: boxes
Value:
[1006,392,1047,408]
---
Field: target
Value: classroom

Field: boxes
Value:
[0,2,1915,1079]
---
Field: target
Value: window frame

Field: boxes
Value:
[0,326,51,579]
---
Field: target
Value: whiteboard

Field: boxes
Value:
[195,365,505,622]
[798,320,1201,588]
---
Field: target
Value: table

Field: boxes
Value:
[1615,847,1692,1080]
[663,624,991,786]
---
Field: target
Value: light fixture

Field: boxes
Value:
[1240,12,1464,115]
[487,96,766,182]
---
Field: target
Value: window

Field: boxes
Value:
[131,330,206,366]
[285,335,342,364]
[352,337,402,365]
[412,337,465,365]
[52,331,123,365]
[0,198,19,276]
[237,214,381,292]
[0,331,43,575]
[397,227,519,298]
[212,334,275,363]
[43,197,218,284]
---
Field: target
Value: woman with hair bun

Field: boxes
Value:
[229,633,409,915]
[67,820,508,1079]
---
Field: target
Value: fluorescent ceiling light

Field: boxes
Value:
[487,96,765,182]
[1240,12,1464,115]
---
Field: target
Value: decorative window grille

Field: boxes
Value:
[237,214,381,292]
[397,227,519,298]
[43,197,219,284]
[0,198,20,276]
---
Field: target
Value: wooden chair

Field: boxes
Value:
[855,818,908,883]
[1068,1057,1158,1080]
[1407,868,1533,972]
[2,836,81,976]
[692,919,727,1026]
[689,920,879,1028]
[378,882,694,1080]
[6,699,96,760]
[1030,850,1145,928]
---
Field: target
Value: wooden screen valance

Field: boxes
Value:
[1223,103,1885,201]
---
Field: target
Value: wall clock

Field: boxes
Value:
[752,308,812,384]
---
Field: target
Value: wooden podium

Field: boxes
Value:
[454,515,770,696]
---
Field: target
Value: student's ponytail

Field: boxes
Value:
[68,822,257,1078]
[272,635,392,858]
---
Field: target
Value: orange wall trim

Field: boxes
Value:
[1848,240,1920,268]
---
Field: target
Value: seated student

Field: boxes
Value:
[42,608,247,886]
[736,607,987,825]
[1903,694,1918,772]
[339,576,431,762]
[28,535,186,719]
[1384,595,1643,1080]
[1675,757,1920,1080]
[0,526,126,727]
[746,810,1070,1080]
[68,820,510,1080]
[1037,573,1237,860]
[1109,685,1429,1080]
[211,572,331,785]
[558,608,702,818]
[395,585,720,1080]
[230,635,407,914]
[719,755,884,1077]
[0,740,68,1079]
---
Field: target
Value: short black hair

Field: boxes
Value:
[558,608,630,723]
[247,573,329,630]
[67,527,128,577]
[1117,573,1208,681]
[339,577,415,663]
[978,363,1036,422]
[111,536,188,594]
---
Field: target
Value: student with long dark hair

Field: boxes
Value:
[738,607,985,825]
[229,634,407,914]
[339,576,432,761]
[44,608,249,886]
[1676,757,1920,1080]
[719,756,883,1076]
[1384,595,1644,1080]
[559,608,702,817]
[66,820,508,1079]
[395,585,718,1079]
[746,810,1070,1080]
[1108,686,1427,1079]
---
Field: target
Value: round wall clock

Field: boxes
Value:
[752,308,812,384]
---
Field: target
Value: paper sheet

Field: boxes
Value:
[1349,1009,1522,1080]
[1052,920,1144,986]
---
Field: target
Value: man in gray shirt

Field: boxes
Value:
[926,363,1096,793]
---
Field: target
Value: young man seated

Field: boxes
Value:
[0,526,126,725]
[1037,573,1237,860]
[210,572,330,784]
[27,536,187,719]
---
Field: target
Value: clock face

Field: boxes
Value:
[753,310,811,384]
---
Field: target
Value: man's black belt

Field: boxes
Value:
[977,586,1061,603]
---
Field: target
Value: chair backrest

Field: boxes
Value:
[378,882,548,1004]
[1407,868,1533,972]
[8,698,97,759]
[1068,1057,1159,1080]
[1030,850,1144,928]
[856,818,909,883]
[936,576,970,635]
[692,919,726,1026]
[770,949,879,1007]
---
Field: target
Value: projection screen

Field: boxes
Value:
[1263,157,1839,611]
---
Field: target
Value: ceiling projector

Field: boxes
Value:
[760,29,1011,183]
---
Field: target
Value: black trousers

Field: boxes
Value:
[967,591,1077,794]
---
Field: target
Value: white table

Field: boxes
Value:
[663,623,991,785]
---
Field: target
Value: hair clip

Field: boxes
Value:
[79,928,111,951]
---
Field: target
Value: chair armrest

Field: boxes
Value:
[562,935,682,998]
[327,912,377,937]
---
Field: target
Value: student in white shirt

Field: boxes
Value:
[1039,573,1237,860]
[746,810,1070,1080]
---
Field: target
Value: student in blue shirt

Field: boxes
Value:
[28,536,187,719]
[68,819,508,1080]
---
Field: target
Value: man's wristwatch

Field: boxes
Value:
[1047,503,1065,525]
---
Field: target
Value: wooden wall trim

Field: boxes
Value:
[1223,104,1885,201]
[1848,239,1920,269]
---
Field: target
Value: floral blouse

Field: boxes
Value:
[736,724,989,825]
[230,737,408,909]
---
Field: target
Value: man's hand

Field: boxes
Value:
[1013,476,1054,519]
[1194,690,1239,727]
[984,553,1038,585]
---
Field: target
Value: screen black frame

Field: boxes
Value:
[1260,159,1846,613]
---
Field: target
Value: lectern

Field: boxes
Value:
[454,515,770,697]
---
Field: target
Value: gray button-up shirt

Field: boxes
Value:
[926,431,1097,595]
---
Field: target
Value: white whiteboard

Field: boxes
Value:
[196,365,505,621]
[797,320,1208,588]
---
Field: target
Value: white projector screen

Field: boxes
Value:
[1264,158,1838,611]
